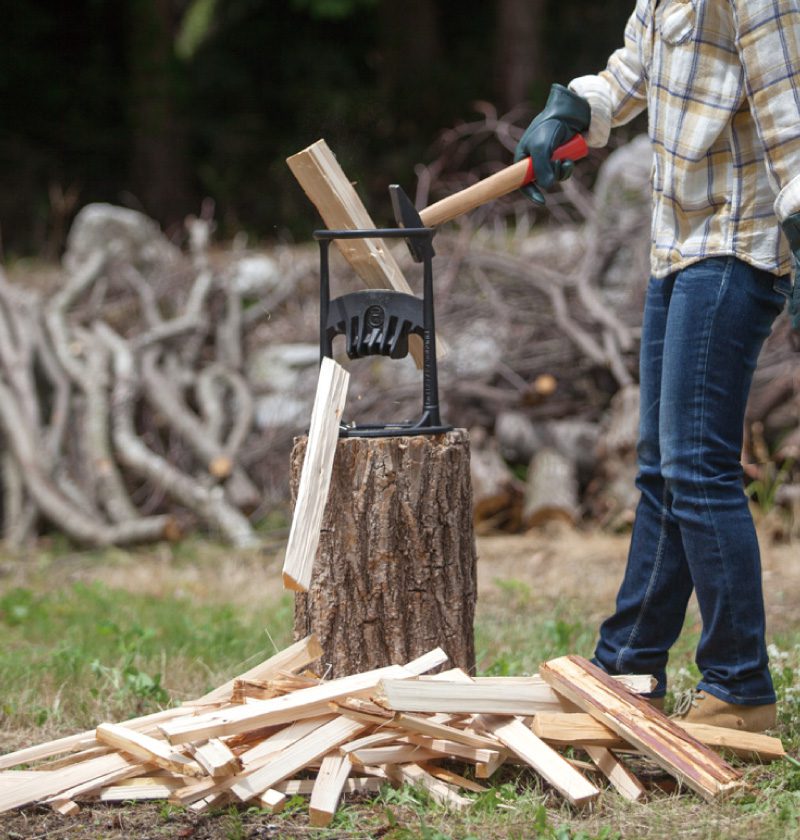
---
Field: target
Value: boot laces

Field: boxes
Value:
[672,689,703,717]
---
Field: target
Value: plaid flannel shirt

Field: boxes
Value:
[569,0,800,279]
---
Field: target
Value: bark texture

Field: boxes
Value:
[292,429,477,678]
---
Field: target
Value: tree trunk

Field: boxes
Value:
[292,429,477,678]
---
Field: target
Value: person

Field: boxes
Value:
[515,0,800,732]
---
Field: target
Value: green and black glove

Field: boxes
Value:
[514,83,591,205]
[780,213,800,346]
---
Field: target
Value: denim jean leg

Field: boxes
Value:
[659,258,784,705]
[594,275,693,696]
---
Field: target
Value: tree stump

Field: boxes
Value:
[291,429,477,678]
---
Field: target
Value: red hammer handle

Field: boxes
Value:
[419,133,588,228]
[522,133,589,186]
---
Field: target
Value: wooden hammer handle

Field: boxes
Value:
[419,134,588,228]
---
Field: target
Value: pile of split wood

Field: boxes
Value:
[0,637,785,821]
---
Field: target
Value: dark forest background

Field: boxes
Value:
[0,0,632,257]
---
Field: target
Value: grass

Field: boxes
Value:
[1,537,800,838]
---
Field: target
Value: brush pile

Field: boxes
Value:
[0,637,785,821]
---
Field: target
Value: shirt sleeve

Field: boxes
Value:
[731,0,800,221]
[568,0,649,148]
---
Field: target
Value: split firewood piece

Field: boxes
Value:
[52,800,80,816]
[480,716,600,807]
[256,789,288,814]
[188,738,241,778]
[340,732,402,754]
[1,752,144,814]
[336,697,394,719]
[189,791,233,814]
[539,656,743,801]
[275,777,385,796]
[532,712,785,761]
[99,781,184,802]
[37,746,112,770]
[286,140,413,297]
[418,762,489,794]
[384,763,473,811]
[192,634,323,705]
[375,678,573,715]
[584,746,646,802]
[230,716,368,802]
[282,357,349,593]
[309,752,353,827]
[349,743,440,766]
[231,679,276,703]
[403,735,502,766]
[475,748,508,780]
[96,723,204,778]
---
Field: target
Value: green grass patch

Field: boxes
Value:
[0,580,293,731]
[2,543,800,838]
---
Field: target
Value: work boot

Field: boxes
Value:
[671,690,776,732]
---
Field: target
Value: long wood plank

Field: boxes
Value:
[480,716,599,807]
[403,735,500,765]
[532,712,785,761]
[230,717,367,802]
[0,752,142,814]
[282,357,350,592]
[584,746,645,801]
[539,656,742,801]
[309,753,353,827]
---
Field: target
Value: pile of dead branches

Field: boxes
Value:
[0,202,316,549]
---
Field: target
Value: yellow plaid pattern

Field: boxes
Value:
[569,0,800,279]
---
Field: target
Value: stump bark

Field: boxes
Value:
[291,429,477,678]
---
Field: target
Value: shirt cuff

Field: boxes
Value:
[568,75,613,148]
[774,173,800,222]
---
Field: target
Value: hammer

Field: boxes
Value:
[391,133,588,261]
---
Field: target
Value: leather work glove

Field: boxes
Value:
[514,83,591,205]
[781,213,800,347]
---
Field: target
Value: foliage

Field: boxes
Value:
[0,0,633,255]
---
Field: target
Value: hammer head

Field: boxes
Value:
[389,184,435,263]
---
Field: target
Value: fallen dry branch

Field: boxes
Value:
[1,643,778,821]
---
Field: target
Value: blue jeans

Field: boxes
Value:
[594,257,789,704]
